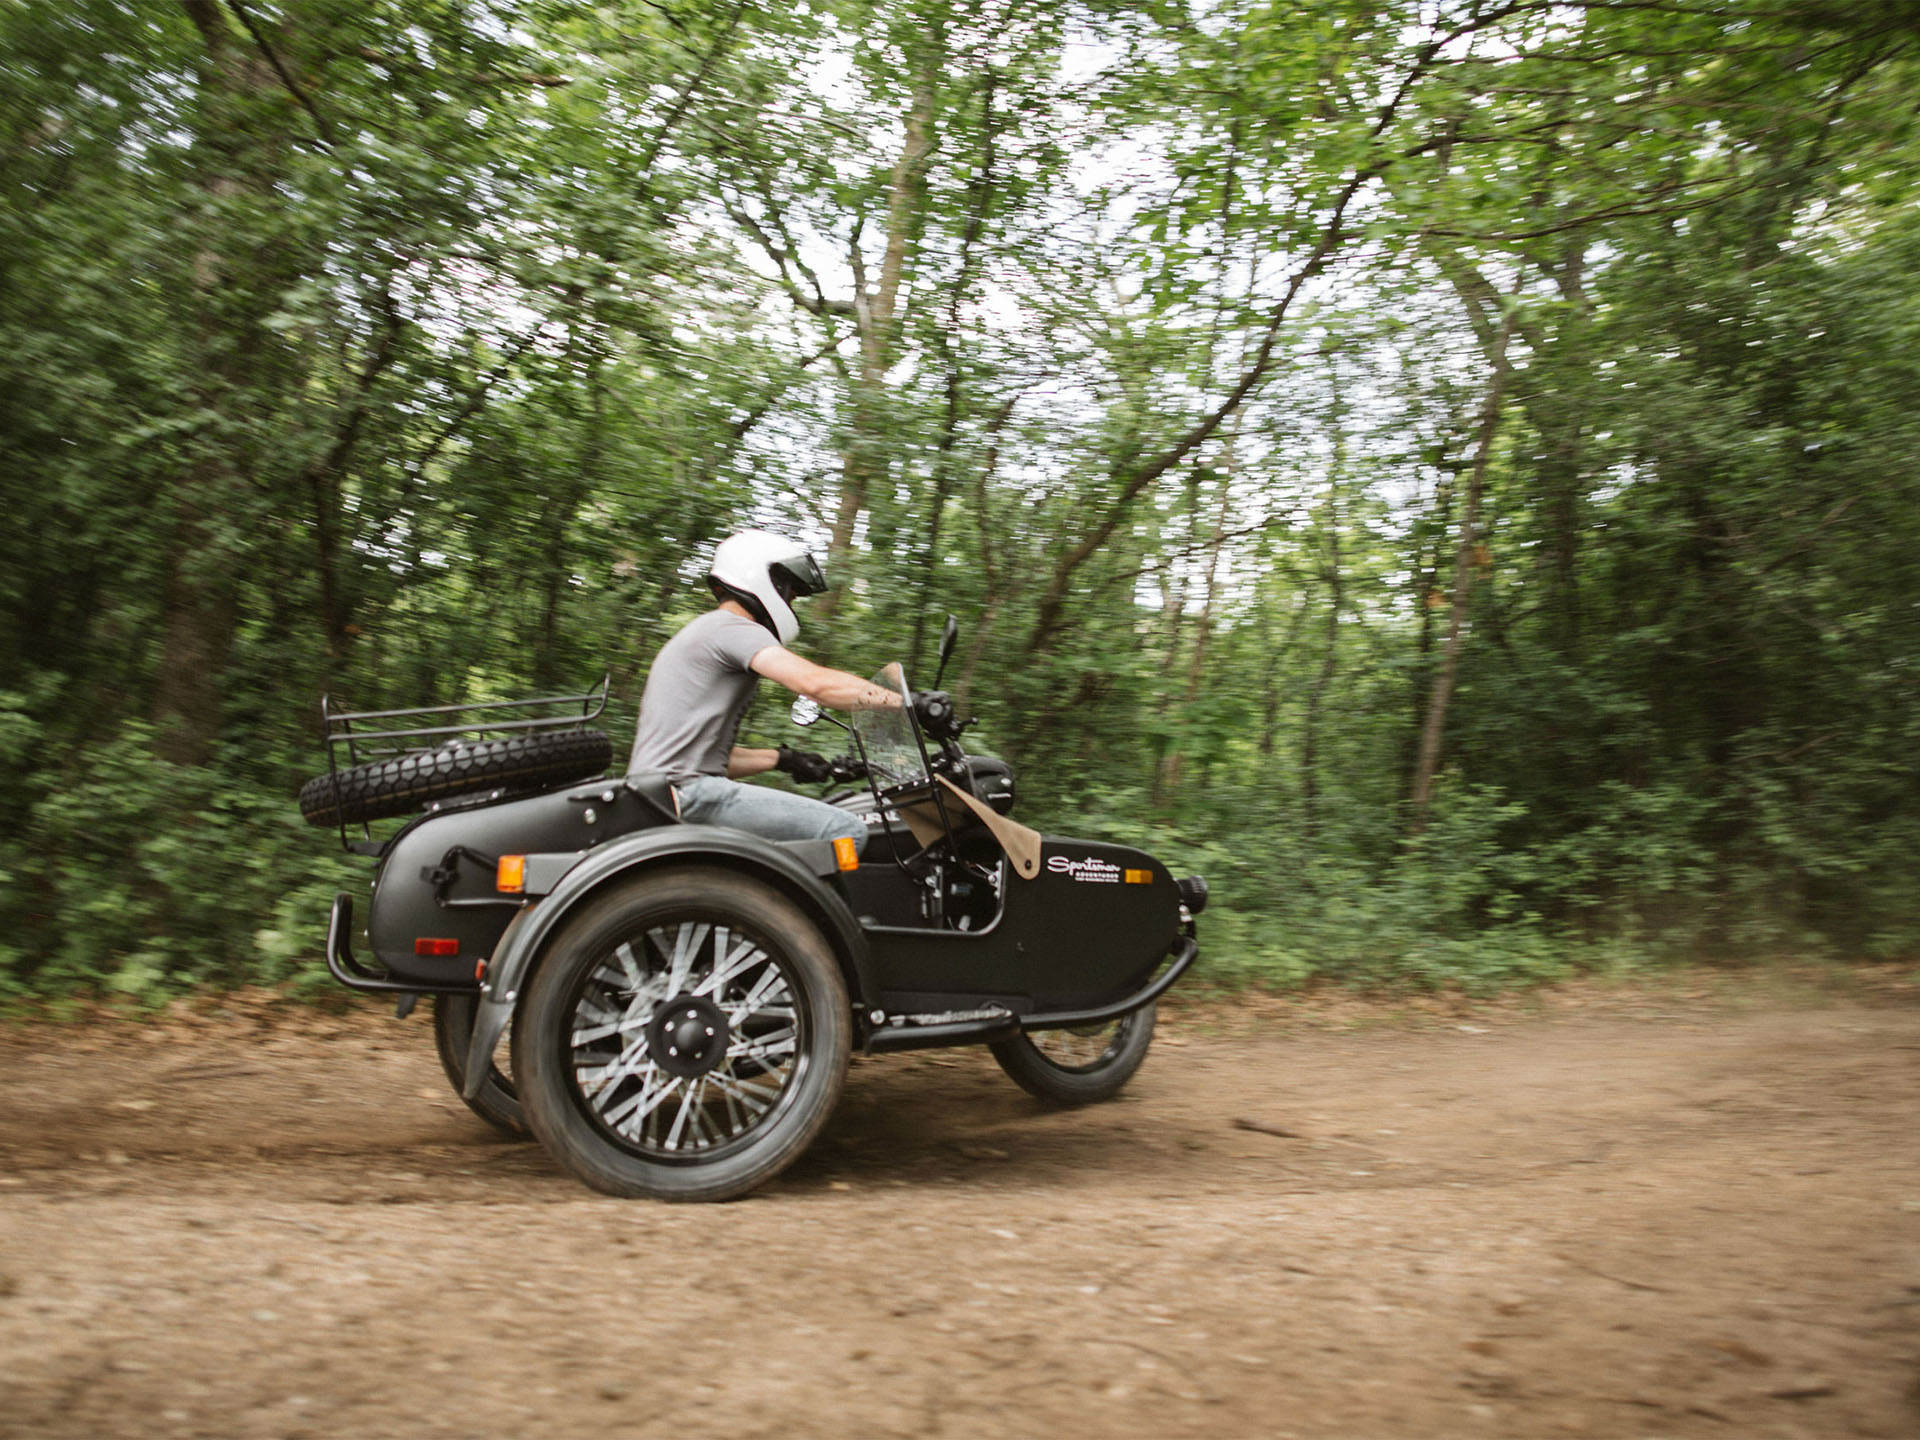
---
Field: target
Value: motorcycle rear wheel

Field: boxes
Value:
[514,867,850,1202]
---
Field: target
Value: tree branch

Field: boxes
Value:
[221,0,336,146]
[353,46,569,88]
[404,323,549,486]
[633,0,747,183]
[724,194,854,318]
[727,331,853,441]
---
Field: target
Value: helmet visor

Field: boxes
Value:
[769,551,827,603]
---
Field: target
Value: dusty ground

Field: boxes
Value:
[2,970,1918,1439]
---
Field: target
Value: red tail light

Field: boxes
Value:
[414,937,460,957]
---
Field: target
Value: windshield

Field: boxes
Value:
[851,662,929,788]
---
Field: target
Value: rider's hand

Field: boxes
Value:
[775,746,835,784]
[828,755,869,783]
[910,689,957,739]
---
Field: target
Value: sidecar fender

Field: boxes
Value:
[462,825,873,1100]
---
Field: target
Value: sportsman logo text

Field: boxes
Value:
[1047,854,1122,883]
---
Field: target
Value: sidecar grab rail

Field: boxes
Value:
[326,893,478,996]
[325,685,611,727]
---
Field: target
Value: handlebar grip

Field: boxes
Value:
[911,689,957,739]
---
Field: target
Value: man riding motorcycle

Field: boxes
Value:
[625,530,952,852]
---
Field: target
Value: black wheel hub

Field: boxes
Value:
[646,993,731,1079]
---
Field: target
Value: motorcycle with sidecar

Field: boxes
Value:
[301,619,1207,1201]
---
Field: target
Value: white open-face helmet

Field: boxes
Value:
[708,530,827,645]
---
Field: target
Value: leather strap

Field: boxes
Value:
[935,776,1043,880]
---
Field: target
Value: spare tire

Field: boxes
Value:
[298,729,613,827]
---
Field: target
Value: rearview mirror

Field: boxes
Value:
[933,614,960,688]
[789,695,822,728]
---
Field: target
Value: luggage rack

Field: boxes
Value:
[318,675,610,856]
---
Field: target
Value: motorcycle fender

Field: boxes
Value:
[462,825,873,1099]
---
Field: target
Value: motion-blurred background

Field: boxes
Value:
[3,0,1917,1000]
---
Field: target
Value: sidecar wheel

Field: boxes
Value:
[515,867,850,1202]
[989,1004,1156,1106]
[432,992,527,1137]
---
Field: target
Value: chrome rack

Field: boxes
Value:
[317,675,610,857]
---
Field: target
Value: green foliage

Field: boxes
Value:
[0,718,356,1001]
[3,0,1918,1000]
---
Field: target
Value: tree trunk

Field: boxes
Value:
[910,66,1000,676]
[535,344,601,691]
[1409,291,1521,829]
[1156,434,1236,805]
[821,64,939,616]
[156,1,282,763]
[153,512,239,766]
[950,399,1014,716]
[1299,472,1343,832]
[1534,244,1591,657]
[1258,588,1312,760]
[1405,435,1456,794]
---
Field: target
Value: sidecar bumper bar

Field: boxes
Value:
[864,1011,1022,1054]
[863,931,1199,1053]
[1019,932,1199,1033]
[326,893,477,996]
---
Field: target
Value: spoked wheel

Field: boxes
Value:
[432,991,527,1136]
[515,867,850,1202]
[989,1003,1157,1105]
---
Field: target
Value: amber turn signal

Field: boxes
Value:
[496,854,526,893]
[832,836,860,872]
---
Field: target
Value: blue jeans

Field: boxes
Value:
[673,776,866,854]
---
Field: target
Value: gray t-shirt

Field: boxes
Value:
[626,610,779,781]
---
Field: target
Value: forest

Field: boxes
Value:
[2,0,1917,999]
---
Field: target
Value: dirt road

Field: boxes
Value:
[2,977,1917,1439]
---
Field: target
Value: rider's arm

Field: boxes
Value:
[726,747,779,779]
[750,647,906,712]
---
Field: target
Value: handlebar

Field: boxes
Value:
[827,754,869,784]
